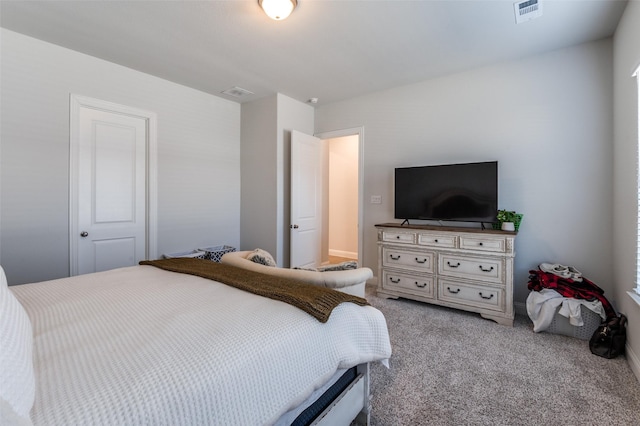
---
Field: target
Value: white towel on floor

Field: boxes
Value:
[526,289,606,332]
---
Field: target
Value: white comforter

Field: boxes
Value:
[11,265,391,426]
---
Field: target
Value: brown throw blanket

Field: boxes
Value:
[140,258,369,323]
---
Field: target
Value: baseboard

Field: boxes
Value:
[329,249,357,259]
[627,342,640,384]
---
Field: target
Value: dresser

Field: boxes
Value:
[375,223,516,326]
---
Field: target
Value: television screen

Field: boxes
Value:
[394,161,498,223]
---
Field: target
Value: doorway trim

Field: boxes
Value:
[314,126,364,266]
[69,94,158,275]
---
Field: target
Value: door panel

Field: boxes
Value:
[94,122,137,223]
[290,130,322,268]
[93,238,137,272]
[76,106,147,275]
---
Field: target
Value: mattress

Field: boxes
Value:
[11,265,391,425]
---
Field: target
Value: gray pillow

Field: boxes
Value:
[246,248,277,267]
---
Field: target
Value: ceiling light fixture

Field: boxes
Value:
[259,0,297,21]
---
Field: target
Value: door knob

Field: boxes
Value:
[80,231,89,237]
[290,224,299,229]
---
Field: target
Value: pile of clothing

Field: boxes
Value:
[526,263,616,332]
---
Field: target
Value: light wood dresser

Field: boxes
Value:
[375,223,516,326]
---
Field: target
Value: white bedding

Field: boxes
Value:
[10,265,391,425]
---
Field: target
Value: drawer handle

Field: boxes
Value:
[479,265,494,272]
[479,242,484,246]
[389,254,401,260]
[479,292,494,300]
[396,235,401,239]
[389,277,401,284]
[447,286,460,294]
[447,261,461,268]
[415,281,427,288]
[434,239,438,243]
[415,257,427,264]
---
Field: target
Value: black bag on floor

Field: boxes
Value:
[589,314,627,359]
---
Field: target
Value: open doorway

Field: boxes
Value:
[326,135,359,264]
[316,127,364,267]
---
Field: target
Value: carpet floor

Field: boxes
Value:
[365,284,640,425]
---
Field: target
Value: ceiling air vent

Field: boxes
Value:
[514,0,543,24]
[221,86,254,98]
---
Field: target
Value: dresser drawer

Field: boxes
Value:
[459,235,506,253]
[382,270,435,299]
[438,254,503,284]
[438,279,504,312]
[381,231,416,244]
[417,233,457,249]
[382,247,434,273]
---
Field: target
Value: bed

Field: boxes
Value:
[1,260,391,426]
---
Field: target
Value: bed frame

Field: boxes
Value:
[299,363,371,426]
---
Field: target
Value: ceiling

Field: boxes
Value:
[0,0,628,106]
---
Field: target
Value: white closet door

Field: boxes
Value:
[71,99,149,275]
[290,130,322,268]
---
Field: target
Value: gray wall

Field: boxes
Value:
[240,96,279,259]
[315,39,614,310]
[613,0,640,380]
[1,29,241,285]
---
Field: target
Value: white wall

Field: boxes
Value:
[316,39,614,307]
[0,29,241,285]
[613,0,640,381]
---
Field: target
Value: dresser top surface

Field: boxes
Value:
[375,222,517,236]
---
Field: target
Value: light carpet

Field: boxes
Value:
[366,284,640,425]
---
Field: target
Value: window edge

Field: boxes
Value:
[627,290,640,308]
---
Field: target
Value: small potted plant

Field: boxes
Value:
[496,210,523,232]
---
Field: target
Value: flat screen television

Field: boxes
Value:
[394,161,498,223]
